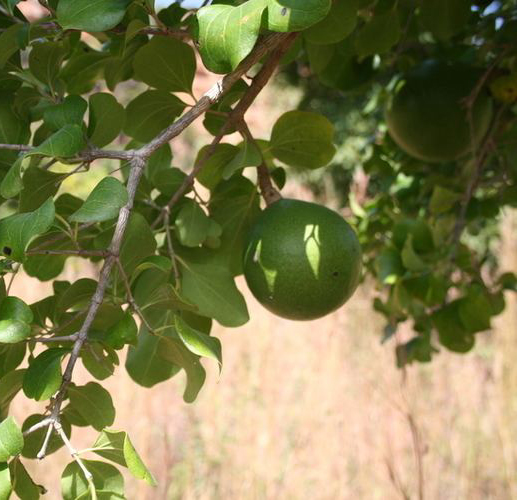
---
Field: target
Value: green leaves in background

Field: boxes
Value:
[0,198,55,262]
[70,177,128,223]
[124,90,185,142]
[57,0,132,32]
[134,37,196,93]
[304,0,358,45]
[419,0,471,40]
[270,111,336,169]
[0,462,10,500]
[0,416,23,462]
[23,348,69,401]
[10,459,41,500]
[92,429,156,485]
[87,93,125,147]
[0,157,23,199]
[355,6,401,57]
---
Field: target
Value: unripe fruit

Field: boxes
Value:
[385,60,493,163]
[243,199,362,321]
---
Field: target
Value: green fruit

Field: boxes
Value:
[243,199,362,321]
[385,60,493,163]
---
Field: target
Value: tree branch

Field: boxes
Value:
[152,32,297,227]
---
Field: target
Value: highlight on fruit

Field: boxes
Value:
[243,199,362,321]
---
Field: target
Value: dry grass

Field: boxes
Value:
[9,212,517,500]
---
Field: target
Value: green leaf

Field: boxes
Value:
[10,459,41,500]
[375,248,404,284]
[270,111,336,169]
[222,139,262,180]
[70,177,128,223]
[0,462,10,500]
[0,320,30,344]
[0,198,55,262]
[0,370,25,416]
[87,93,125,148]
[175,315,222,367]
[419,0,471,40]
[0,345,25,378]
[458,286,493,334]
[304,0,358,45]
[23,348,69,401]
[401,236,426,272]
[61,460,124,500]
[104,313,137,350]
[119,213,157,276]
[267,0,331,32]
[60,51,109,95]
[0,96,30,169]
[57,0,132,32]
[27,125,85,159]
[43,95,88,131]
[152,167,187,198]
[0,24,23,69]
[124,90,185,142]
[209,176,260,275]
[126,326,180,387]
[178,249,249,327]
[174,199,212,248]
[0,297,33,324]
[82,344,118,381]
[429,185,461,215]
[432,302,474,353]
[0,417,23,462]
[197,0,267,74]
[134,37,196,93]
[28,41,67,87]
[21,414,70,459]
[92,430,156,485]
[67,382,115,431]
[195,143,239,190]
[19,166,62,213]
[0,156,23,199]
[355,7,401,57]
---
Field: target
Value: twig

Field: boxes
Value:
[36,423,55,460]
[31,333,80,343]
[48,156,147,420]
[115,258,155,333]
[22,418,52,437]
[26,249,109,257]
[54,421,97,498]
[237,120,281,205]
[163,207,181,286]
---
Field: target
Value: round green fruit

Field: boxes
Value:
[385,60,493,163]
[243,199,362,321]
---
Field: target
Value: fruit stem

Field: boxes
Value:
[257,162,282,206]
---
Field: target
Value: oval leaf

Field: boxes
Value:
[70,177,128,223]
[57,0,132,32]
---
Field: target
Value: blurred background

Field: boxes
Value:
[8,1,517,499]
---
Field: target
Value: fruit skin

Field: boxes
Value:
[385,60,493,163]
[243,198,362,321]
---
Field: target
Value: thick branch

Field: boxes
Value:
[153,32,297,226]
[49,156,147,418]
[137,32,295,158]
